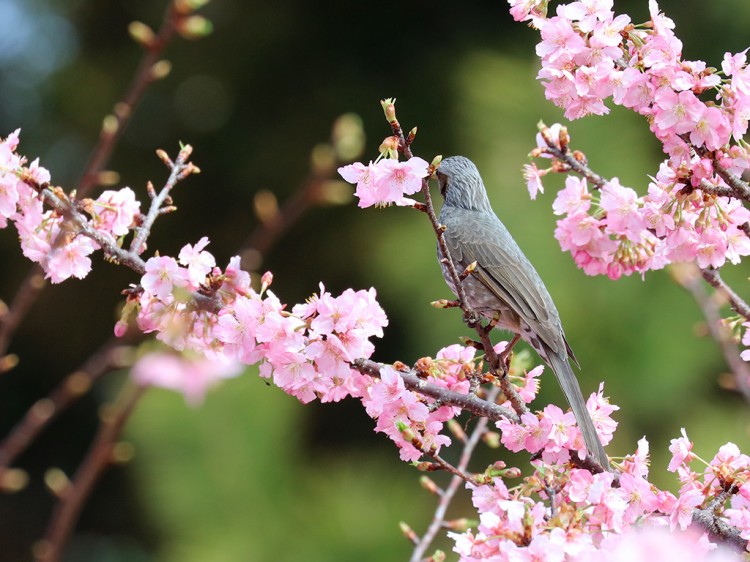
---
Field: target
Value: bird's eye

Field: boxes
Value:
[437,173,448,197]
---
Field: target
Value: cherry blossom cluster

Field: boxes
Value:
[0,129,140,283]
[450,426,750,561]
[508,0,750,279]
[497,382,618,464]
[128,250,391,404]
[510,0,742,146]
[338,155,429,208]
[525,124,750,279]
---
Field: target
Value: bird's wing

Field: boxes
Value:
[442,210,566,355]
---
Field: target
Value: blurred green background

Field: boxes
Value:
[2,0,750,560]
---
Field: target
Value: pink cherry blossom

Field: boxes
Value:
[45,235,99,283]
[141,255,190,301]
[91,187,140,237]
[130,350,243,406]
[668,428,694,472]
[178,236,216,287]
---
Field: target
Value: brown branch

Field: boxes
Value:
[698,180,735,199]
[351,358,518,423]
[0,341,133,478]
[0,269,45,358]
[693,506,748,553]
[242,182,319,262]
[694,146,750,203]
[409,388,499,562]
[77,3,182,198]
[541,145,607,190]
[701,268,750,321]
[129,146,199,255]
[673,264,750,402]
[33,382,145,562]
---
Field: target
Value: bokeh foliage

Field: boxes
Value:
[1,0,750,560]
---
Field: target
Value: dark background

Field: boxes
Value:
[1,0,750,560]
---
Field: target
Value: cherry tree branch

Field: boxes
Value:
[351,358,519,423]
[701,268,750,322]
[240,120,360,269]
[538,136,607,190]
[0,1,200,357]
[673,264,750,401]
[130,146,199,255]
[693,485,748,554]
[694,145,750,203]
[0,270,45,362]
[33,382,145,562]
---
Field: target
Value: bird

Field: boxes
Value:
[434,155,609,470]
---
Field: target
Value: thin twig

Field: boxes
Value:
[542,145,607,190]
[77,3,181,198]
[130,146,198,255]
[0,341,133,477]
[33,382,145,562]
[702,268,750,321]
[409,388,500,562]
[674,264,750,402]
[0,269,45,358]
[694,146,750,203]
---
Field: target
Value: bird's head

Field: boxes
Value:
[435,156,493,213]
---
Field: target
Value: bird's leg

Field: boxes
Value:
[463,308,480,327]
[498,333,521,371]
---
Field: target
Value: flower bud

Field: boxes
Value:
[261,271,273,292]
[482,431,501,448]
[419,475,441,495]
[430,154,443,174]
[332,113,365,161]
[128,21,156,48]
[381,98,397,123]
[177,15,213,40]
[44,468,71,498]
[0,468,28,493]
[378,135,400,158]
[399,521,418,543]
[0,354,19,374]
[174,0,211,15]
[151,60,172,81]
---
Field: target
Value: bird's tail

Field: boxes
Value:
[545,349,610,470]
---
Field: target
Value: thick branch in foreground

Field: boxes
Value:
[351,358,519,423]
[693,507,749,553]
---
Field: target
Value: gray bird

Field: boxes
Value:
[435,155,609,469]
